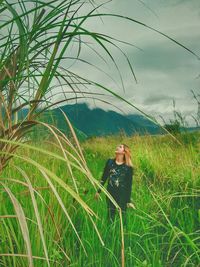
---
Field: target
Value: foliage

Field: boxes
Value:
[0,133,199,266]
[0,1,200,266]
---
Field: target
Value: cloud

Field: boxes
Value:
[142,94,177,105]
[56,0,200,126]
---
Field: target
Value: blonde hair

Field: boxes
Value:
[115,144,133,167]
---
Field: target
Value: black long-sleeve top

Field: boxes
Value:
[97,158,133,204]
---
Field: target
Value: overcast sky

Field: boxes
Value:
[65,0,200,126]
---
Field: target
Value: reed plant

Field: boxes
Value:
[0,132,199,266]
[0,1,199,266]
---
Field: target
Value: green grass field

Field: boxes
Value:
[0,132,199,267]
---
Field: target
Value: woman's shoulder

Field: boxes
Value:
[107,158,115,163]
[125,164,133,169]
[125,164,134,173]
[106,158,115,166]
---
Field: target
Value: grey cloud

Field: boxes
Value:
[142,94,177,105]
[60,0,200,127]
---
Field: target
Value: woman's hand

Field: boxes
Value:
[127,202,136,209]
[94,192,100,200]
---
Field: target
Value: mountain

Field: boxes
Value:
[42,103,163,137]
[18,103,199,139]
[125,114,162,135]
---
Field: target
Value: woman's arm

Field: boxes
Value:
[97,159,111,193]
[125,167,133,203]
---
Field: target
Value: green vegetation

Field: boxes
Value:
[1,1,200,266]
[0,132,199,266]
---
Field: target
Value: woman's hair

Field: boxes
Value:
[123,144,133,167]
[115,144,133,167]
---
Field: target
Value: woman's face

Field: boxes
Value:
[115,144,125,154]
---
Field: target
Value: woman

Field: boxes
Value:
[95,144,135,224]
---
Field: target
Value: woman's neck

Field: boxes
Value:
[115,155,124,165]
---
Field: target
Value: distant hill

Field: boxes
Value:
[18,103,199,139]
[41,103,163,137]
[125,114,162,135]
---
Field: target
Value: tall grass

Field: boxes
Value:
[0,132,199,266]
[0,1,200,266]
